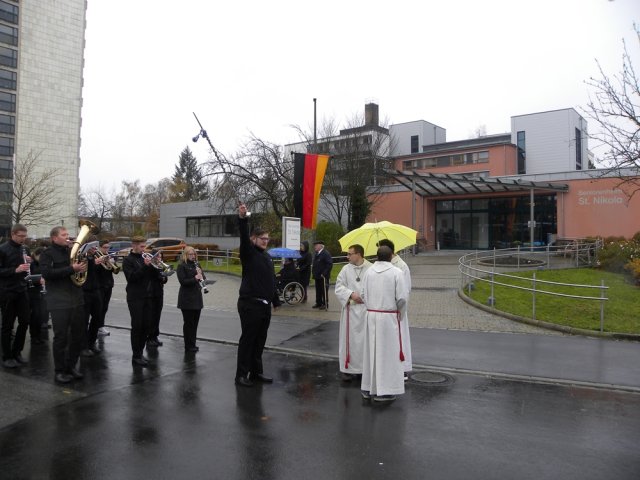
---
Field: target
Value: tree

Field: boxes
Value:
[78,186,114,232]
[139,178,172,235]
[583,24,640,197]
[11,150,60,226]
[169,146,209,202]
[112,180,143,236]
[203,134,295,218]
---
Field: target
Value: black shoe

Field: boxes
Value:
[341,372,354,382]
[55,372,73,384]
[235,376,254,387]
[68,368,84,380]
[81,349,95,357]
[312,304,321,309]
[146,339,159,348]
[185,346,199,353]
[2,358,18,369]
[132,356,150,367]
[14,353,28,364]
[91,344,102,354]
[253,373,273,383]
[154,338,163,347]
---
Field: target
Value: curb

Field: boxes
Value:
[458,289,640,342]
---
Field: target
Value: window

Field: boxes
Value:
[516,131,526,174]
[0,45,17,68]
[0,1,18,25]
[0,180,11,202]
[0,24,17,46]
[466,151,489,164]
[0,136,13,156]
[0,113,13,134]
[0,69,16,90]
[0,158,11,178]
[0,91,15,112]
[410,135,419,154]
[575,128,582,170]
[187,216,237,237]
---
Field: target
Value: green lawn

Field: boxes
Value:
[465,268,640,334]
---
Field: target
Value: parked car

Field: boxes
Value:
[144,237,186,262]
[108,240,132,259]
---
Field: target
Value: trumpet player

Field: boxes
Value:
[0,224,32,369]
[81,239,105,357]
[123,236,156,367]
[177,246,204,353]
[40,226,87,383]
[27,247,47,346]
[146,249,167,348]
[95,240,118,338]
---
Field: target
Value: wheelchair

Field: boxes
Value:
[276,279,305,305]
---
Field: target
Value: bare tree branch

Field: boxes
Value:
[11,150,60,226]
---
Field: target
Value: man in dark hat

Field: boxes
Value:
[311,240,332,310]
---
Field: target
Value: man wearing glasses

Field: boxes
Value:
[235,203,281,387]
[0,224,32,368]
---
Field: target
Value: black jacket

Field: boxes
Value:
[123,251,157,301]
[238,217,281,307]
[296,241,312,286]
[82,255,102,291]
[177,261,203,310]
[312,247,333,280]
[150,267,168,298]
[40,243,84,310]
[95,263,115,290]
[0,239,30,294]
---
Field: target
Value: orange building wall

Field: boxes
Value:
[394,144,517,176]
[559,178,640,239]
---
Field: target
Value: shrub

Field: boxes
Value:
[597,232,640,281]
[624,258,640,285]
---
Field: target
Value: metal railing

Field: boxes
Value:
[458,239,609,331]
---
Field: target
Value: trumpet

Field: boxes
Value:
[143,251,175,276]
[95,251,121,274]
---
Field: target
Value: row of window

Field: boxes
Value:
[186,216,238,237]
[403,150,489,170]
[0,1,18,194]
[314,135,372,154]
[0,158,10,178]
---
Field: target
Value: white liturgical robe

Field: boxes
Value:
[391,255,412,372]
[334,259,372,374]
[361,261,407,396]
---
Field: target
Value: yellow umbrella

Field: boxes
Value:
[339,221,418,256]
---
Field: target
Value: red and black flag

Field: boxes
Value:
[293,153,329,229]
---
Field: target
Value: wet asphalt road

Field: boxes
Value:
[1,328,640,480]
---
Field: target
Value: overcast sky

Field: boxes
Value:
[79,0,638,193]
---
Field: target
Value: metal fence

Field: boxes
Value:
[458,239,610,331]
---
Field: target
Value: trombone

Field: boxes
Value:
[95,250,121,274]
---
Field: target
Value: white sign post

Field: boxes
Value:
[282,217,301,250]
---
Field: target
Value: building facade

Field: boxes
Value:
[372,109,640,250]
[0,0,86,239]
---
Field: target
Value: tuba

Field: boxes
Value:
[70,220,100,286]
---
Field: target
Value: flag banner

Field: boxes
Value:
[293,153,329,229]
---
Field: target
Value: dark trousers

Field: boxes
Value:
[1,291,30,360]
[181,309,201,349]
[127,298,152,357]
[99,287,113,328]
[27,289,46,340]
[50,306,83,373]
[236,298,271,379]
[83,289,103,348]
[314,276,329,307]
[149,295,163,340]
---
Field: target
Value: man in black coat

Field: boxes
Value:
[312,240,333,310]
[0,224,32,368]
[235,203,281,387]
[296,240,312,303]
[40,226,87,383]
[122,236,156,367]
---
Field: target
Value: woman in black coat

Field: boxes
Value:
[296,241,312,303]
[177,246,204,352]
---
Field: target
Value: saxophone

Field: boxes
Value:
[70,220,100,286]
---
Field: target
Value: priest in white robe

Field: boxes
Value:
[334,244,372,381]
[378,239,413,374]
[361,245,407,402]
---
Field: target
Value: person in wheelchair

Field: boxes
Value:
[276,258,299,288]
